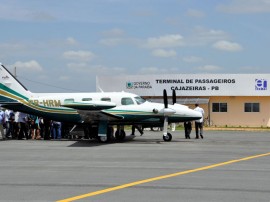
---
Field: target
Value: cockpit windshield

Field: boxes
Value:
[134,96,146,105]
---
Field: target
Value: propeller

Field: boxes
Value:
[171,89,177,131]
[172,89,176,105]
[163,89,168,137]
[162,89,176,140]
[163,89,168,108]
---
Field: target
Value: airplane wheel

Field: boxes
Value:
[98,136,108,143]
[97,127,114,143]
[115,129,126,141]
[163,133,172,142]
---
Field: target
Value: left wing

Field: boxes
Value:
[62,101,123,123]
[61,100,116,110]
[78,110,124,123]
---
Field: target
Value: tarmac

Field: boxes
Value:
[0,130,270,202]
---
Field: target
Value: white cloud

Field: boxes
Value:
[13,60,43,71]
[190,27,229,45]
[66,37,78,45]
[59,75,70,81]
[138,67,179,74]
[183,56,203,63]
[213,40,243,52]
[218,0,270,14]
[102,28,125,37]
[67,63,126,75]
[0,4,56,22]
[63,50,96,61]
[197,65,222,72]
[99,38,124,46]
[0,42,26,51]
[186,9,205,18]
[151,49,177,57]
[143,34,184,49]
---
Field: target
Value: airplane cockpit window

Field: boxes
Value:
[121,97,134,105]
[134,96,146,105]
[101,97,111,102]
[82,98,92,101]
[64,98,74,103]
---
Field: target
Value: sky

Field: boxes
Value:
[1,0,270,92]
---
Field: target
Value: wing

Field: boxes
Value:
[61,100,116,110]
[63,101,124,123]
[78,110,124,123]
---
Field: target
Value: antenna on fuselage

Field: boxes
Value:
[96,76,104,92]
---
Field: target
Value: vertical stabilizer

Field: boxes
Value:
[0,63,33,103]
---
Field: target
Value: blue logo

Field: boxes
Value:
[255,79,267,90]
[126,82,134,89]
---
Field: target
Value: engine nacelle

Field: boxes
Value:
[158,108,176,116]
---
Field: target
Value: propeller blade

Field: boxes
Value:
[163,116,168,136]
[163,89,168,108]
[172,89,176,105]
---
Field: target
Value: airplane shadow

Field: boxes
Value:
[68,137,192,147]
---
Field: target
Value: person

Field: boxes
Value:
[131,125,143,136]
[184,121,192,139]
[28,115,41,140]
[194,103,205,139]
[5,109,14,139]
[0,108,6,140]
[52,121,61,139]
[16,111,29,140]
[43,118,51,140]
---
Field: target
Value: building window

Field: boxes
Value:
[212,103,227,112]
[245,103,260,112]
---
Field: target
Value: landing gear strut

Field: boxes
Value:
[115,126,126,141]
[97,126,114,143]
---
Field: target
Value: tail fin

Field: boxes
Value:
[0,63,33,104]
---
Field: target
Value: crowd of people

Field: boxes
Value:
[0,108,64,140]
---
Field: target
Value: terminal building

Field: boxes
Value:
[97,74,270,127]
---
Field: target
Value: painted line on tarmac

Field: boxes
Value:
[56,152,270,202]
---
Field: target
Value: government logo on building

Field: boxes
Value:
[126,82,134,89]
[126,81,152,89]
[255,79,267,90]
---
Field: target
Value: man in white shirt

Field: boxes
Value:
[0,108,5,139]
[5,109,14,138]
[194,104,204,139]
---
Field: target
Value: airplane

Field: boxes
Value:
[0,63,202,142]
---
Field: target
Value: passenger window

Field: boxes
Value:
[64,98,74,103]
[82,98,92,101]
[121,97,134,105]
[101,97,111,102]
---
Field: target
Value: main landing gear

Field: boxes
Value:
[97,125,127,143]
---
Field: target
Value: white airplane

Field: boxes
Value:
[0,63,202,142]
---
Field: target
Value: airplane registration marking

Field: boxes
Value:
[56,152,270,202]
[0,89,77,114]
[29,99,61,107]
